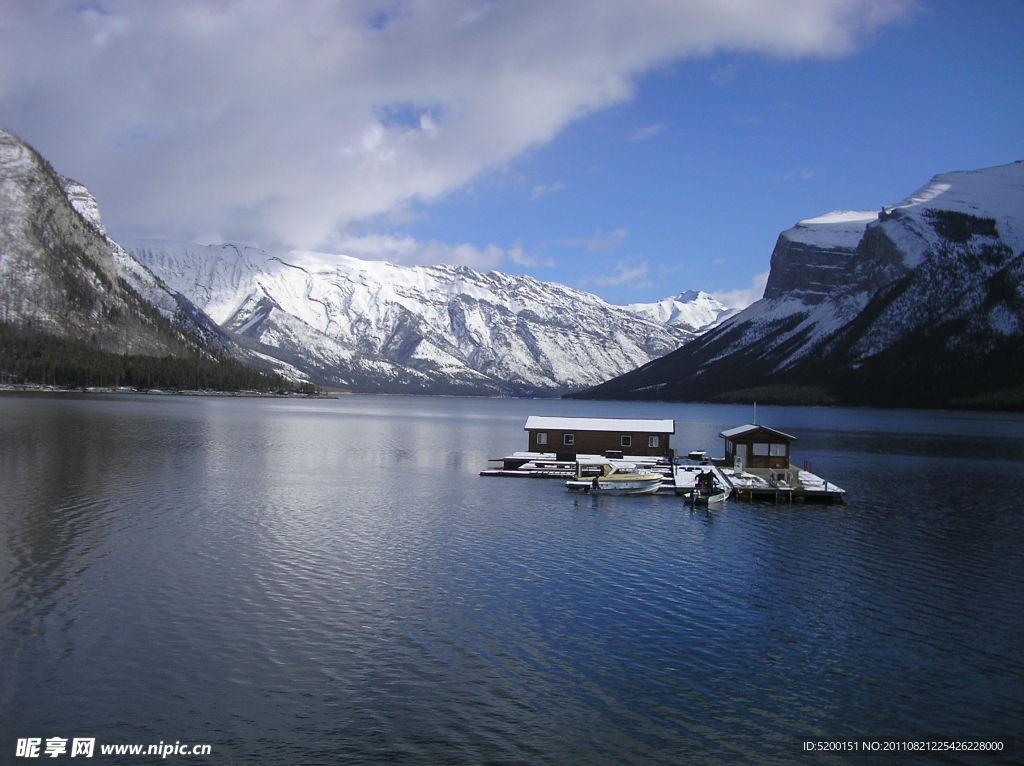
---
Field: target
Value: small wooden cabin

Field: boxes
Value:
[524,416,674,458]
[720,424,796,470]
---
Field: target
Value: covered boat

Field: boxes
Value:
[672,464,731,505]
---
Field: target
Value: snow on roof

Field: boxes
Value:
[524,416,675,433]
[719,424,796,440]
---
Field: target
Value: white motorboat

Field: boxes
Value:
[565,459,663,495]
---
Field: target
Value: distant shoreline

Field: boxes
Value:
[0,384,337,399]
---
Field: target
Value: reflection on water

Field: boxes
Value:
[2,393,1022,764]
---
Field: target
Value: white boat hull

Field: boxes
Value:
[566,459,664,495]
[689,487,730,505]
[566,478,663,495]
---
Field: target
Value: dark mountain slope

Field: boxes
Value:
[572,162,1024,410]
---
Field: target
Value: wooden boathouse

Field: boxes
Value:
[524,416,675,459]
[720,424,796,471]
[482,417,845,503]
[717,423,844,503]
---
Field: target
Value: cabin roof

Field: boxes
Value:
[719,423,797,441]
[524,416,675,434]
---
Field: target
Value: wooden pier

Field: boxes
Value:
[723,466,846,504]
[482,417,846,503]
[481,451,846,503]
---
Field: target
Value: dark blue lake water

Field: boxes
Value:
[1,393,1022,764]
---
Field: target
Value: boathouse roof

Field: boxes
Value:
[719,424,797,440]
[524,416,675,434]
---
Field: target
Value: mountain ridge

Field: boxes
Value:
[0,128,205,357]
[0,128,304,391]
[128,239,719,395]
[1,127,725,396]
[571,161,1024,410]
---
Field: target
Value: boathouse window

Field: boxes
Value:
[536,432,547,445]
[770,443,787,457]
[648,436,659,448]
[753,443,770,456]
[563,434,575,446]
[620,435,632,447]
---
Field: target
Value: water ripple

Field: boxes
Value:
[2,394,1022,763]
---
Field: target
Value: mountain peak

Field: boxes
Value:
[624,291,736,333]
[574,160,1024,410]
[673,289,701,302]
[0,129,230,359]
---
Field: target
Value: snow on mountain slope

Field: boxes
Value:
[693,207,881,371]
[575,160,1024,409]
[0,127,223,359]
[2,127,700,394]
[762,161,1023,368]
[784,210,879,249]
[717,164,1024,371]
[877,163,1024,268]
[128,240,695,395]
[53,171,273,367]
[623,290,737,333]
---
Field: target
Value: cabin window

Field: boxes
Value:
[770,443,787,457]
[648,435,659,448]
[753,443,770,456]
[734,443,747,459]
[563,433,575,446]
[536,432,547,445]
[620,435,632,447]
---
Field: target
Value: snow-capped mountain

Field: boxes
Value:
[624,290,737,333]
[127,240,696,395]
[575,161,1024,410]
[0,128,225,359]
[1,127,715,396]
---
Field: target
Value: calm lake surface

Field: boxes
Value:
[1,392,1022,764]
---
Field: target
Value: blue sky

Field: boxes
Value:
[397,0,1024,305]
[2,1,1022,307]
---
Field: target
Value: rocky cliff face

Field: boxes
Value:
[0,129,200,356]
[573,161,1024,410]
[762,210,877,304]
[129,240,696,395]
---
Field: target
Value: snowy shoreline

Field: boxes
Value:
[0,384,335,399]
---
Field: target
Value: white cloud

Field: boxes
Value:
[628,123,666,142]
[711,270,770,309]
[785,167,824,181]
[710,62,741,86]
[531,181,568,201]
[331,233,554,271]
[332,233,507,270]
[0,0,913,249]
[583,260,651,288]
[555,228,629,251]
[79,5,131,46]
[507,248,556,268]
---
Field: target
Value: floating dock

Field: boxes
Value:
[481,452,675,485]
[720,465,846,504]
[480,451,845,503]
